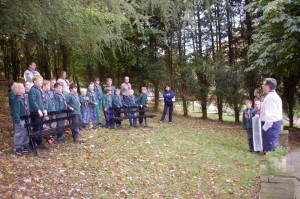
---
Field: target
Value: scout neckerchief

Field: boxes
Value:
[56,92,67,109]
[247,109,251,121]
[17,95,29,115]
[72,92,80,107]
[89,90,95,102]
[118,95,122,107]
[61,78,70,87]
[47,91,56,106]
[96,85,102,96]
[108,94,112,107]
[33,85,46,105]
[84,96,89,109]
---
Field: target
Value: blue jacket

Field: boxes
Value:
[163,91,174,103]
[242,108,256,129]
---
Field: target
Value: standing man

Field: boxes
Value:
[159,85,175,124]
[24,62,41,88]
[121,76,132,101]
[57,71,70,93]
[260,78,282,152]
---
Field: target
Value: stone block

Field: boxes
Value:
[278,129,289,147]
[269,176,295,184]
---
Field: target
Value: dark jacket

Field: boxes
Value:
[13,95,30,124]
[163,90,174,103]
[242,108,256,129]
[112,95,125,109]
[66,93,81,115]
[87,90,97,107]
[94,85,103,100]
[45,91,56,112]
[28,85,48,112]
[54,93,69,111]
[136,93,148,107]
[79,96,89,112]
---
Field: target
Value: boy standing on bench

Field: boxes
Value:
[136,86,148,126]
[112,88,125,129]
[67,83,86,143]
[28,75,48,150]
[103,88,114,129]
[54,83,70,142]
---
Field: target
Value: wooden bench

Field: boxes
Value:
[21,109,84,156]
[112,106,156,128]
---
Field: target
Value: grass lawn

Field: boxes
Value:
[0,87,262,198]
[0,117,262,198]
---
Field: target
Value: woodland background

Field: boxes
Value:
[0,0,299,126]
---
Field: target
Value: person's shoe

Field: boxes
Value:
[57,137,66,143]
[159,121,163,124]
[75,134,86,143]
[36,143,48,150]
[133,125,138,128]
[139,123,144,126]
[47,137,55,145]
[92,126,97,129]
[22,146,31,153]
[15,148,24,156]
[169,122,172,124]
[99,123,105,127]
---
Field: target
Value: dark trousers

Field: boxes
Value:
[71,114,80,136]
[104,109,114,128]
[114,108,121,127]
[246,128,254,151]
[160,102,173,122]
[30,111,43,145]
[139,107,145,124]
[123,96,129,116]
[129,112,137,126]
[262,121,281,152]
[56,113,67,139]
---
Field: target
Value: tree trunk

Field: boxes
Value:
[61,44,70,72]
[10,36,19,81]
[182,95,188,117]
[217,95,223,121]
[154,83,159,111]
[201,100,207,118]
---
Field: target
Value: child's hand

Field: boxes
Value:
[43,110,48,117]
[86,97,89,100]
[104,108,107,111]
[70,107,74,111]
[146,104,148,107]
[94,102,97,105]
[38,110,43,117]
[140,105,143,108]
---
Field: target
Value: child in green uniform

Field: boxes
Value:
[112,88,125,129]
[54,83,70,142]
[12,83,30,156]
[66,83,86,142]
[136,86,148,126]
[79,88,89,129]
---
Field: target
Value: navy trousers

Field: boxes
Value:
[262,121,281,152]
[160,102,173,122]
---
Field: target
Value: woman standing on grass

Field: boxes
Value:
[159,85,175,124]
[260,78,282,152]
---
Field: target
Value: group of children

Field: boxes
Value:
[9,76,149,156]
[242,91,263,153]
[81,78,149,129]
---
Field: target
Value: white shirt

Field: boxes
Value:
[120,82,132,96]
[260,91,282,131]
[24,69,41,88]
[57,78,70,93]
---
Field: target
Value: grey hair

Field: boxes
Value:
[264,78,277,90]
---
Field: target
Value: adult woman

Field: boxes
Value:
[57,71,70,93]
[260,78,282,152]
[159,85,175,124]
